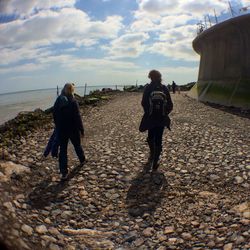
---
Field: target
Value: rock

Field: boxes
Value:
[48,227,61,235]
[134,238,144,247]
[243,211,250,219]
[61,211,73,219]
[35,225,48,234]
[17,239,30,249]
[124,232,137,243]
[223,243,233,250]
[21,224,33,236]
[164,226,175,234]
[232,202,250,218]
[181,232,192,240]
[3,202,15,213]
[49,243,60,250]
[235,235,245,244]
[142,227,154,237]
[0,161,30,181]
[41,235,57,243]
[199,191,218,198]
[168,238,178,244]
[235,176,244,184]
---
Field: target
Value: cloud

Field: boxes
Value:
[103,32,149,58]
[37,54,141,72]
[0,47,52,66]
[0,0,76,17]
[137,0,179,15]
[146,24,199,61]
[0,8,123,49]
[136,0,228,17]
[0,63,45,74]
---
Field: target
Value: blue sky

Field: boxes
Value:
[0,0,249,93]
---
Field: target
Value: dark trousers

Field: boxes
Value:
[148,127,164,148]
[59,131,85,175]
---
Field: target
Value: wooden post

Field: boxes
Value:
[115,85,117,90]
[84,83,87,96]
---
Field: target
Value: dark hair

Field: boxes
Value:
[148,70,162,83]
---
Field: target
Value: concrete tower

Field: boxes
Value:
[189,14,250,109]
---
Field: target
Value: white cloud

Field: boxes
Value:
[147,24,199,61]
[37,54,141,72]
[131,0,236,62]
[0,0,76,17]
[0,63,45,74]
[130,18,157,32]
[137,0,179,15]
[0,47,52,66]
[103,32,149,58]
[0,8,123,49]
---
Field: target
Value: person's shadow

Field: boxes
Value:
[126,164,168,217]
[27,164,83,209]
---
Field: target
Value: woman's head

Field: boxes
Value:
[62,83,75,96]
[148,70,162,83]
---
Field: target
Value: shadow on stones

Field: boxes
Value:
[126,164,168,217]
[202,101,250,119]
[27,164,83,209]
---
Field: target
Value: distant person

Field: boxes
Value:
[53,83,85,180]
[172,81,177,94]
[139,70,173,171]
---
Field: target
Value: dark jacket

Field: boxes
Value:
[43,128,59,158]
[139,82,173,132]
[53,94,84,136]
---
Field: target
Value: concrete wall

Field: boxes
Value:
[190,14,250,109]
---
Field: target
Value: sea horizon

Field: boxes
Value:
[0,85,126,125]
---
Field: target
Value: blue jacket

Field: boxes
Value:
[43,129,59,158]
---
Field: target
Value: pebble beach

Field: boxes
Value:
[0,92,250,249]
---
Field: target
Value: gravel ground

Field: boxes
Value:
[0,92,249,250]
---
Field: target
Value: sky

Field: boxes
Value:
[0,0,249,94]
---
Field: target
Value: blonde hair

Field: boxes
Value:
[62,83,75,96]
[148,70,162,83]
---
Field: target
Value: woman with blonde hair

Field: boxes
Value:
[53,83,85,180]
[139,70,173,172]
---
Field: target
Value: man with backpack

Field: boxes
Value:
[139,70,173,172]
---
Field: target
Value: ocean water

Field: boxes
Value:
[0,85,124,125]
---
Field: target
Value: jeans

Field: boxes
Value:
[58,131,85,175]
[148,127,164,149]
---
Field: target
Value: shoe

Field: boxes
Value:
[61,172,69,181]
[79,158,87,167]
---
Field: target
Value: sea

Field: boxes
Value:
[0,85,125,125]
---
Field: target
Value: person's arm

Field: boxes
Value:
[73,100,84,135]
[53,98,60,128]
[164,86,173,114]
[141,84,149,113]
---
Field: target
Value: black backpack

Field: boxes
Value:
[149,86,167,119]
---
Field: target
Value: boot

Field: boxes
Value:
[151,146,162,171]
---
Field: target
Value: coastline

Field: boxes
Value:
[0,91,249,249]
[0,89,121,159]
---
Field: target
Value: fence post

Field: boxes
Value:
[57,85,59,96]
[115,85,117,91]
[84,83,87,96]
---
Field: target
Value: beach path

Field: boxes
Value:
[0,92,250,249]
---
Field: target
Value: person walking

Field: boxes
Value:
[53,83,86,180]
[139,70,173,172]
[172,81,177,94]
